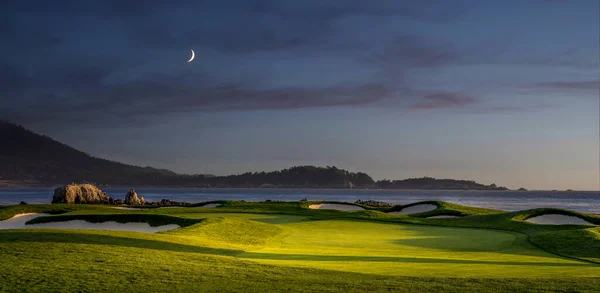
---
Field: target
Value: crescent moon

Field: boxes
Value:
[187,49,195,63]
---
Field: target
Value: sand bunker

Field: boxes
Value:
[525,214,597,226]
[0,213,179,233]
[390,204,437,215]
[426,215,461,219]
[0,213,48,229]
[308,204,364,211]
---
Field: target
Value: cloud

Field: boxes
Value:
[0,63,32,96]
[5,1,452,57]
[0,71,393,126]
[537,0,569,3]
[367,34,464,68]
[3,0,561,129]
[0,0,476,127]
[467,104,554,114]
[116,0,467,54]
[514,48,600,70]
[408,92,477,109]
[526,80,600,90]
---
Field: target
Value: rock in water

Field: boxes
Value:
[52,184,112,204]
[124,189,145,205]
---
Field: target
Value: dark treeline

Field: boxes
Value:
[0,121,508,190]
[191,166,374,188]
[376,177,507,190]
[185,167,507,190]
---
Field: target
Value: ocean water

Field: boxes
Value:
[1,188,598,213]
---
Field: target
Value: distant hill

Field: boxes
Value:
[0,121,509,190]
[376,177,508,191]
[0,121,184,186]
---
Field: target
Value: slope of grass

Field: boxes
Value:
[511,208,600,225]
[0,201,599,292]
[530,227,600,263]
[384,200,504,216]
[1,233,598,293]
[237,219,600,278]
[169,217,284,247]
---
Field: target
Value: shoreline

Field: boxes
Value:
[0,185,597,192]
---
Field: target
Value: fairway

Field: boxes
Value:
[0,201,599,292]
[238,220,599,277]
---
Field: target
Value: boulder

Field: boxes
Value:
[355,199,393,207]
[124,189,145,205]
[154,199,188,206]
[52,184,111,204]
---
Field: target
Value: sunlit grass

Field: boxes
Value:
[0,201,599,292]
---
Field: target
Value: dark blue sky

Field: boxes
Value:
[2,0,599,189]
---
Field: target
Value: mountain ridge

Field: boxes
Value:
[0,121,509,190]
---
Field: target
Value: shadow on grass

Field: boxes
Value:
[0,230,242,256]
[238,252,596,267]
[387,225,562,259]
[252,215,308,224]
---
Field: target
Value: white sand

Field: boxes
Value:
[0,213,51,229]
[0,213,179,233]
[389,204,437,215]
[29,221,179,233]
[197,203,221,208]
[525,214,597,226]
[308,204,364,211]
[426,215,461,219]
[112,207,147,210]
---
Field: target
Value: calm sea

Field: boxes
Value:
[0,188,598,213]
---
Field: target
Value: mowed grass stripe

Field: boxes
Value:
[235,219,599,278]
[0,202,599,292]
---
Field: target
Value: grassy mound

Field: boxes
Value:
[170,217,283,246]
[1,234,598,292]
[0,204,109,221]
[530,227,600,263]
[385,201,504,217]
[512,208,600,225]
[1,201,600,292]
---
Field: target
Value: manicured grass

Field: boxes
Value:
[1,234,598,293]
[530,227,600,263]
[0,201,599,292]
[237,219,599,278]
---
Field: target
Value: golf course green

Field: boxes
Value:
[0,201,598,292]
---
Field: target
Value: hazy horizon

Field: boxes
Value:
[2,1,599,191]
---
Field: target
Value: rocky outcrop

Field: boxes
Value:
[124,189,145,205]
[145,199,189,207]
[355,199,393,207]
[52,184,112,204]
